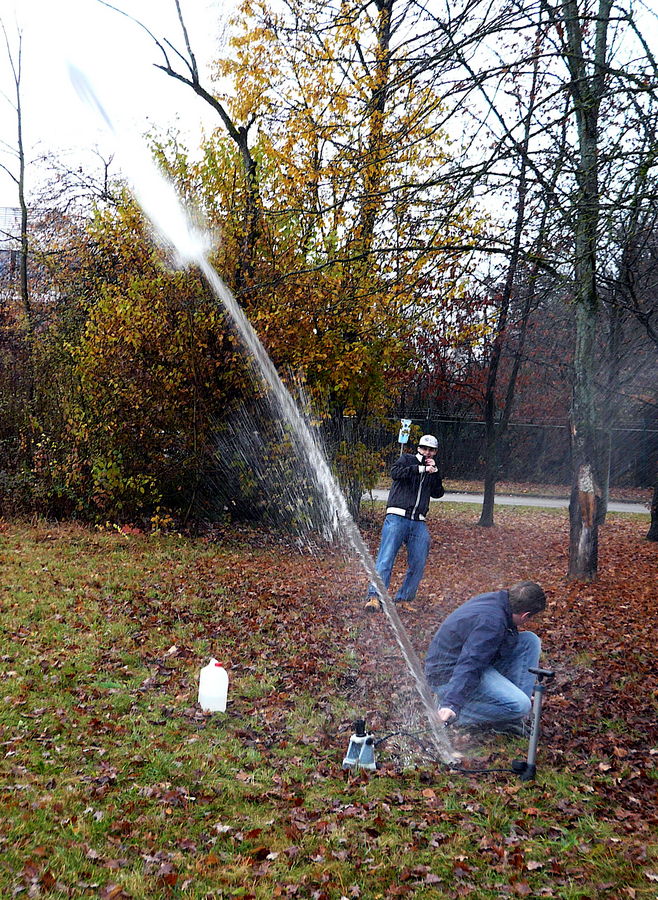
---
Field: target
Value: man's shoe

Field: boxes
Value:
[364,597,381,612]
[396,602,416,612]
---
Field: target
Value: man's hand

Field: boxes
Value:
[425,458,437,474]
[436,707,456,724]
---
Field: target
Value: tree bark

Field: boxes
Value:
[1,25,30,321]
[17,75,30,323]
[647,481,658,541]
[355,0,393,253]
[557,0,613,580]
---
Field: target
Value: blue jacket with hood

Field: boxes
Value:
[424,590,518,715]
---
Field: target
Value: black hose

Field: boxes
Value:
[373,729,429,747]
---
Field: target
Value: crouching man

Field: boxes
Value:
[425,581,546,735]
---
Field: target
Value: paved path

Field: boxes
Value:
[363,490,649,515]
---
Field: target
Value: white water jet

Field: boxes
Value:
[69,66,456,765]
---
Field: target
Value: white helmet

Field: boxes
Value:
[418,434,438,449]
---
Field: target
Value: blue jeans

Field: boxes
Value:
[368,514,431,602]
[433,632,541,725]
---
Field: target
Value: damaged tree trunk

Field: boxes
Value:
[647,479,658,542]
[568,307,605,578]
[553,0,613,580]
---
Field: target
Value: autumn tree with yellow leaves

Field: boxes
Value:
[3,0,482,523]
[153,0,482,422]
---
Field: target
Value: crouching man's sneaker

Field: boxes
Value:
[490,720,531,738]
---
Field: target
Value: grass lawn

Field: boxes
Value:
[0,511,656,899]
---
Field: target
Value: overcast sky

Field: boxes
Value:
[2,0,658,212]
[0,0,233,208]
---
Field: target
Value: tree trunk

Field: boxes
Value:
[18,153,30,321]
[568,301,604,580]
[233,132,260,291]
[479,433,498,527]
[355,0,393,253]
[647,481,658,541]
[561,0,613,580]
[3,29,30,322]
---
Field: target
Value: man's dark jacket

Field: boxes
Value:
[387,452,444,521]
[424,590,518,715]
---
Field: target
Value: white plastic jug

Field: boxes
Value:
[198,658,229,712]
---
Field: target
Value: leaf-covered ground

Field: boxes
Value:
[0,505,656,899]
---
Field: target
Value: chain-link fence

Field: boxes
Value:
[344,416,657,487]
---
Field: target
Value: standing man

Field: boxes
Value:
[365,435,444,610]
[425,581,546,734]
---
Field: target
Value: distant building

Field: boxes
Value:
[0,206,21,279]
